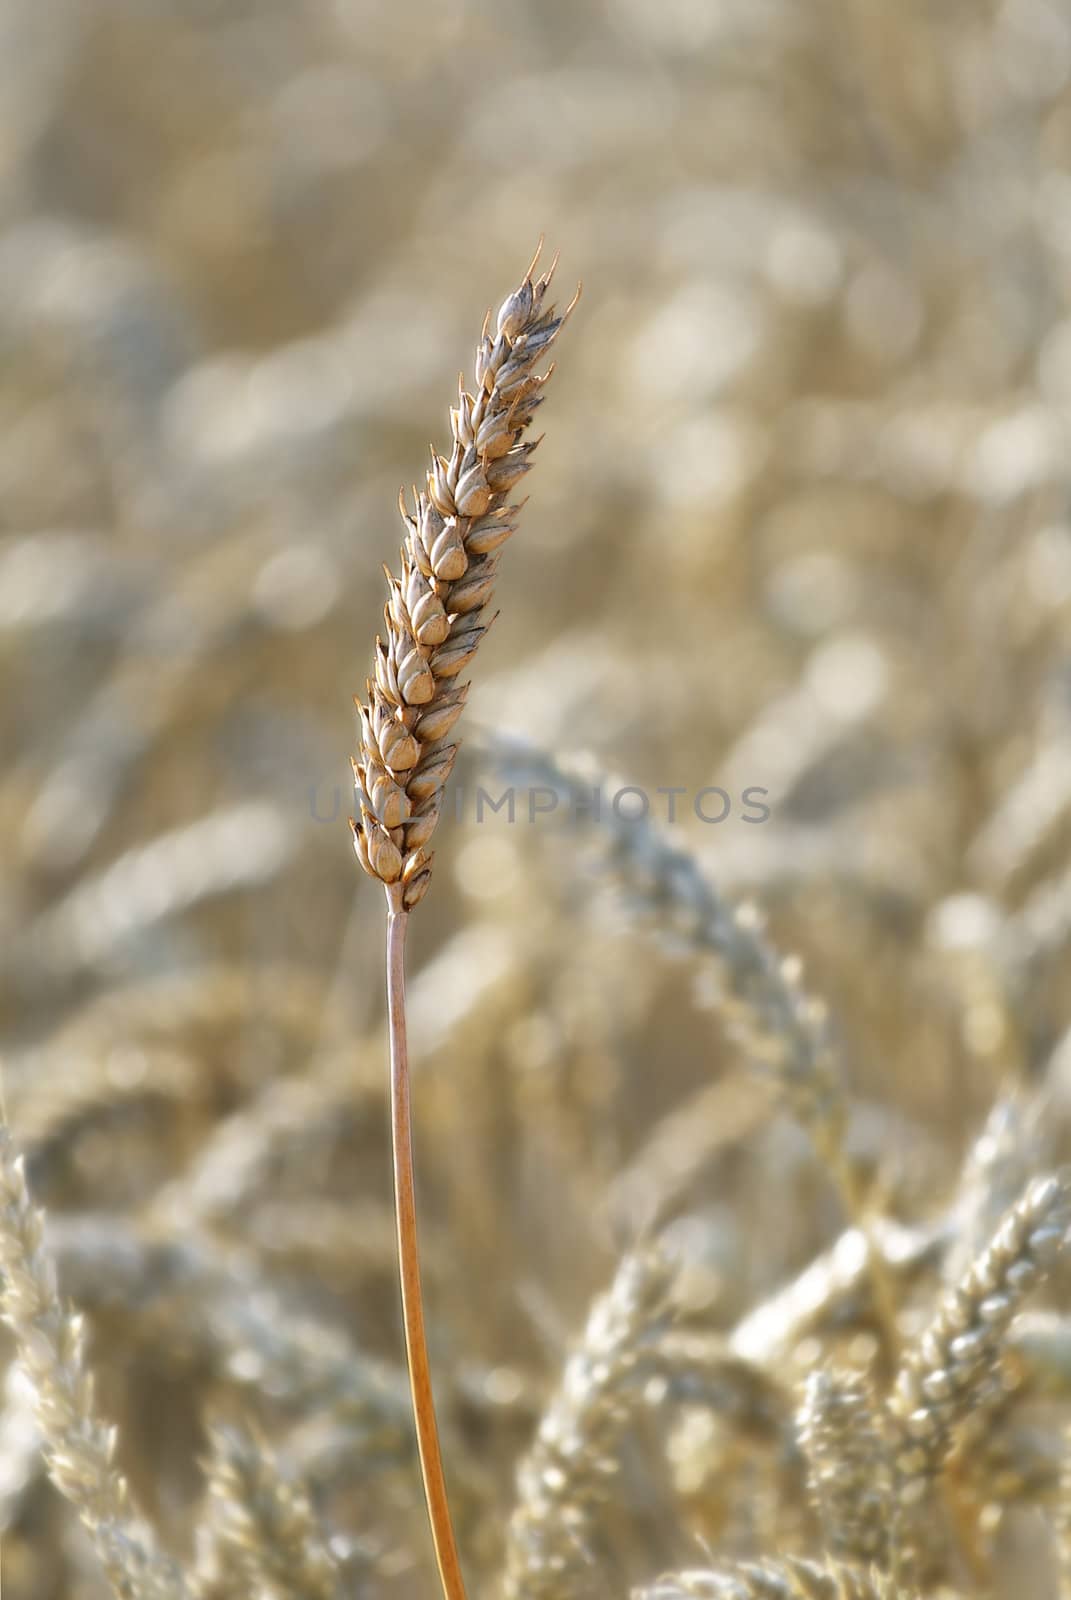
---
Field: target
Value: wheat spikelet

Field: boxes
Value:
[195,1420,342,1600]
[352,246,576,909]
[639,1556,914,1598]
[798,1369,891,1568]
[502,1245,677,1600]
[0,1124,188,1600]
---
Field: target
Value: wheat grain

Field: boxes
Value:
[352,245,576,909]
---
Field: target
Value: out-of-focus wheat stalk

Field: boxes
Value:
[639,1555,914,1598]
[45,1212,412,1450]
[729,1215,943,1370]
[942,1095,1044,1287]
[0,1119,188,1600]
[349,245,576,1600]
[24,804,295,982]
[484,739,900,1353]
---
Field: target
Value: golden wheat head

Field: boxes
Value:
[351,243,578,909]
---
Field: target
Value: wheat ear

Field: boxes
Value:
[798,1369,891,1569]
[351,243,575,1600]
[887,1169,1071,1582]
[503,1246,678,1600]
[195,1420,342,1600]
[0,1122,187,1600]
[483,739,900,1354]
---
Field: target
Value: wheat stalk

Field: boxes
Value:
[350,243,576,1600]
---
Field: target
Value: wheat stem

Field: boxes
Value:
[353,249,573,1600]
[386,893,468,1600]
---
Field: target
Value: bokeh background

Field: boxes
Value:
[3,1,1071,1596]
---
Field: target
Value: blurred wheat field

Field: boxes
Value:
[3,1,1071,1597]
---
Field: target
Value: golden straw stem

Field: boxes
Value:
[385,896,468,1600]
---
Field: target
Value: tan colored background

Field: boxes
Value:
[3,1,1071,1595]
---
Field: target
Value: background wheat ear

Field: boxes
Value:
[798,1368,892,1570]
[639,1555,914,1598]
[0,1117,188,1600]
[194,1418,342,1600]
[349,244,575,1600]
[886,1169,1071,1585]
